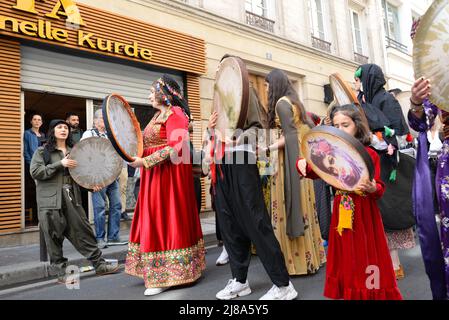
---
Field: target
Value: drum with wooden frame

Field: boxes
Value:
[102,93,143,162]
[413,0,449,112]
[301,125,374,192]
[329,73,369,127]
[68,137,123,190]
[212,56,250,141]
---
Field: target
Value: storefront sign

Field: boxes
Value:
[0,0,153,61]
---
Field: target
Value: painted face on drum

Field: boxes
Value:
[332,112,358,138]
[322,153,354,181]
[54,124,69,140]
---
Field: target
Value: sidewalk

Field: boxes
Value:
[0,214,218,289]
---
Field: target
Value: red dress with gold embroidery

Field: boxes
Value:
[125,106,205,288]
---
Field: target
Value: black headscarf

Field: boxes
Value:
[358,64,409,136]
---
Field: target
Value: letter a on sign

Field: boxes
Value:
[13,0,41,14]
[12,0,85,26]
[46,0,85,26]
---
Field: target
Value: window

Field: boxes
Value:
[383,0,400,42]
[351,11,363,54]
[310,0,326,40]
[245,0,275,33]
[245,0,267,17]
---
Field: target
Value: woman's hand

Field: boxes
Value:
[387,144,395,156]
[296,158,307,176]
[208,111,218,130]
[411,77,431,105]
[358,179,377,194]
[129,157,144,168]
[61,156,77,168]
[92,185,103,192]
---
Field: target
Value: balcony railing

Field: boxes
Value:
[354,52,369,64]
[311,35,332,53]
[385,36,408,54]
[245,11,275,33]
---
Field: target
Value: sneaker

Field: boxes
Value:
[95,263,120,276]
[144,287,170,296]
[216,246,229,266]
[121,212,131,221]
[216,279,251,300]
[97,239,107,249]
[259,281,298,300]
[107,238,128,246]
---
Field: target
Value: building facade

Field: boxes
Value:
[0,0,432,234]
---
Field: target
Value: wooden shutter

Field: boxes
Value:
[0,37,22,233]
[186,74,208,211]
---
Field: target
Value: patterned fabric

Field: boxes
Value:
[143,109,174,149]
[125,240,206,288]
[142,146,175,169]
[126,106,205,290]
[386,228,416,250]
[270,110,326,275]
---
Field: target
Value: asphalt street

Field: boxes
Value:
[0,242,433,300]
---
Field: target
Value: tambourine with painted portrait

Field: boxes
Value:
[68,137,123,190]
[102,93,143,162]
[301,126,374,192]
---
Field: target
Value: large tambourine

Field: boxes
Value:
[395,91,418,138]
[213,56,249,140]
[301,126,374,192]
[329,73,360,107]
[68,137,123,189]
[329,73,370,128]
[102,94,143,162]
[413,0,449,111]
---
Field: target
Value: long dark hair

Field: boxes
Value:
[153,74,191,121]
[43,122,73,165]
[330,104,371,146]
[265,69,312,128]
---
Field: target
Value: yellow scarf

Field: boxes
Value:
[335,190,365,236]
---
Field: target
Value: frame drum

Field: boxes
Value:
[413,0,449,111]
[301,126,374,192]
[329,72,370,128]
[102,94,143,162]
[213,56,250,140]
[69,137,123,190]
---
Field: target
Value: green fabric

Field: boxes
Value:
[389,169,397,182]
[384,126,393,137]
[354,67,362,79]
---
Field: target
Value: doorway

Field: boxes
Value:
[23,91,87,228]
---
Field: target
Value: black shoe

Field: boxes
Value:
[121,212,131,221]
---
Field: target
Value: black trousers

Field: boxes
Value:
[214,151,290,287]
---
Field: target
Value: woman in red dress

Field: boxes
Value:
[126,75,206,296]
[297,104,402,300]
